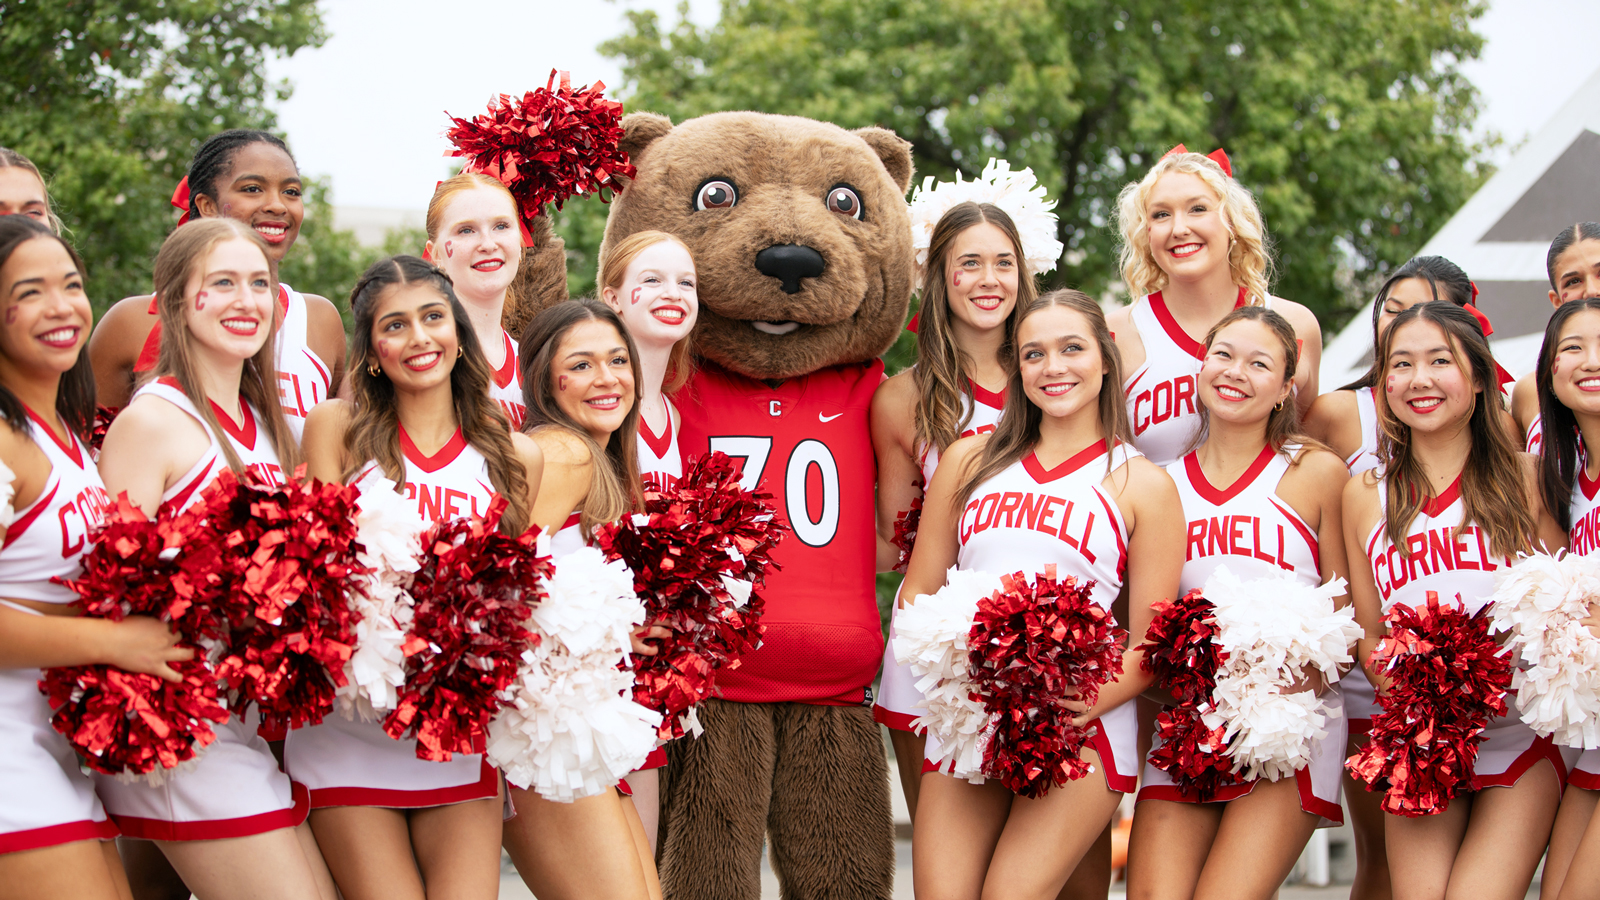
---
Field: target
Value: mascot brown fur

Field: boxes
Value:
[503,213,569,339]
[601,111,915,900]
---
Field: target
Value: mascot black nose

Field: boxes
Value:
[755,244,826,294]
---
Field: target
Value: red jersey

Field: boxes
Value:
[675,361,884,705]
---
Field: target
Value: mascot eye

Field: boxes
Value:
[695,180,738,211]
[826,186,864,220]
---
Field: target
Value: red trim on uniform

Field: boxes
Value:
[164,459,218,513]
[490,331,518,390]
[872,704,923,733]
[562,512,581,531]
[921,757,948,775]
[207,398,257,449]
[638,401,673,460]
[110,781,309,841]
[1569,768,1600,791]
[968,379,1006,410]
[641,746,668,770]
[1183,444,1274,506]
[1295,767,1344,823]
[1581,463,1600,502]
[23,407,84,467]
[399,425,468,474]
[0,816,118,854]
[307,759,500,809]
[1269,496,1320,569]
[1421,477,1462,518]
[1473,734,1570,791]
[1147,290,1246,360]
[1124,368,1148,393]
[5,482,56,544]
[302,348,332,392]
[1086,716,1137,793]
[615,779,633,797]
[1023,440,1108,484]
[1093,487,1129,579]
[1137,781,1256,805]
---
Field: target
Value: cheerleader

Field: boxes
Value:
[423,173,529,429]
[1303,254,1474,900]
[0,148,63,231]
[1126,305,1353,899]
[1530,296,1600,900]
[872,201,1025,818]
[598,230,700,853]
[502,299,664,900]
[87,130,346,433]
[284,255,542,900]
[901,290,1184,900]
[1344,301,1571,899]
[1512,223,1600,452]
[94,218,336,900]
[1107,145,1322,468]
[0,216,186,897]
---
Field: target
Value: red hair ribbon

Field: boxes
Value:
[1160,144,1233,178]
[906,312,920,334]
[170,177,192,226]
[1461,300,1515,388]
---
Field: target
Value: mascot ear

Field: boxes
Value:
[853,126,914,193]
[619,113,675,173]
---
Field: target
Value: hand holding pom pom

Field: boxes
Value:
[1136,588,1240,801]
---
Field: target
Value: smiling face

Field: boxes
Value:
[944,221,1019,337]
[1199,318,1292,426]
[1376,276,1444,341]
[1551,238,1600,306]
[0,168,50,225]
[194,142,303,263]
[603,239,699,351]
[550,318,636,442]
[1550,308,1600,419]
[182,237,275,365]
[370,282,460,393]
[1146,172,1231,282]
[1017,305,1108,423]
[0,236,91,378]
[1384,319,1480,434]
[425,186,521,306]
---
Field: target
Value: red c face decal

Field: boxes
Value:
[630,287,642,305]
[195,290,207,312]
[558,375,569,391]
[1386,375,1396,394]
[952,272,962,287]
[3,306,15,325]
[444,241,454,259]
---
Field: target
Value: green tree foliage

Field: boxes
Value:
[0,0,325,311]
[277,177,421,333]
[602,0,1492,328]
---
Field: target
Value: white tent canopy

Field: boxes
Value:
[1320,65,1600,389]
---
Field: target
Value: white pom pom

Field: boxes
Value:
[1491,551,1600,748]
[892,567,1003,783]
[907,159,1064,291]
[488,546,662,801]
[339,470,426,718]
[1202,566,1359,782]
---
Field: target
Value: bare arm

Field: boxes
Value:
[302,292,348,397]
[97,396,209,516]
[300,400,353,485]
[528,428,594,534]
[1105,303,1146,377]
[1524,452,1569,554]
[87,295,160,409]
[1303,390,1361,462]
[871,372,921,574]
[1511,374,1540,440]
[1342,474,1387,693]
[0,608,188,678]
[897,436,986,603]
[509,431,544,527]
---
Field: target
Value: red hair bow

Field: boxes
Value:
[170,176,192,226]
[1161,144,1233,178]
[1461,297,1516,389]
[906,312,920,334]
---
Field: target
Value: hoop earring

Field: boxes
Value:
[367,363,381,377]
[1274,399,1284,411]
[458,346,464,358]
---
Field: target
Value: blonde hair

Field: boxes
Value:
[1115,151,1272,305]
[597,230,696,394]
[0,148,63,236]
[148,219,300,474]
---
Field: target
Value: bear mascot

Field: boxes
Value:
[599,111,915,900]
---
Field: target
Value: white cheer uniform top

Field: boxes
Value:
[488,330,525,430]
[1123,290,1248,466]
[1345,388,1382,475]
[637,398,683,491]
[274,284,333,440]
[137,378,284,512]
[1167,444,1321,592]
[383,427,496,524]
[1365,474,1575,788]
[920,380,1007,486]
[934,438,1141,791]
[1527,415,1545,455]
[1566,457,1600,787]
[0,411,111,604]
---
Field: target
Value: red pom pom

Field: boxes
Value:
[198,470,366,736]
[1345,591,1513,817]
[384,498,551,761]
[966,567,1125,797]
[43,495,230,776]
[891,495,922,574]
[90,406,117,457]
[594,452,784,741]
[444,70,635,223]
[1135,589,1242,801]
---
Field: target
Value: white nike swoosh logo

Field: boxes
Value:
[819,413,843,422]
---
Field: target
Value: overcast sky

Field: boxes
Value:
[264,0,1600,211]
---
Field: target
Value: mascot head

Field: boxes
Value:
[600,112,915,380]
